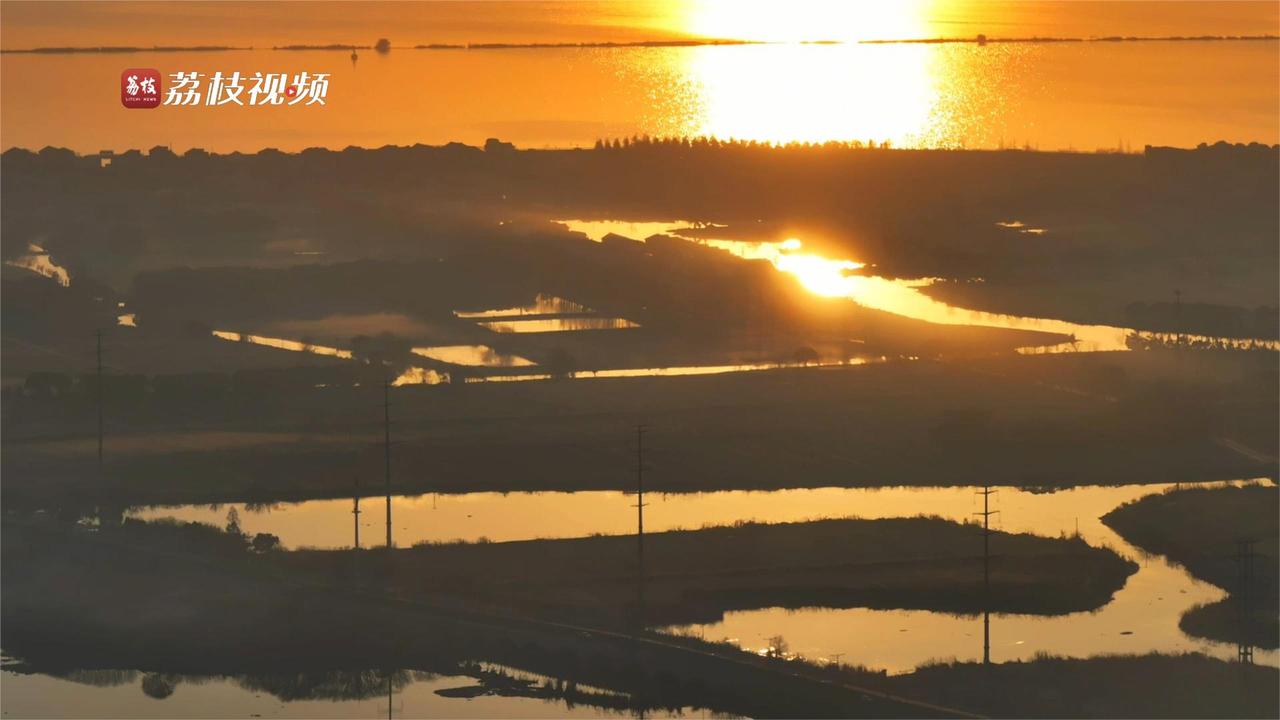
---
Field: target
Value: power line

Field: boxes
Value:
[96,329,104,476]
[353,477,362,551]
[384,378,393,550]
[635,423,648,626]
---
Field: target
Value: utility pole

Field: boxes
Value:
[1236,538,1255,664]
[634,424,648,625]
[975,480,999,666]
[95,329,104,476]
[1174,288,1183,347]
[383,379,393,550]
[353,478,362,550]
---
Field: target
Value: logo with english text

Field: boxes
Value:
[121,69,161,109]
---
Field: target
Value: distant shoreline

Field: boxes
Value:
[3,34,1276,54]
[4,139,1276,159]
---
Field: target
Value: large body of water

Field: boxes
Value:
[127,478,1278,673]
[3,40,1276,154]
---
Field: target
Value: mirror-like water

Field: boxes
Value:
[125,479,1276,672]
[455,295,593,319]
[665,480,1278,672]
[478,317,640,333]
[211,330,354,359]
[462,357,875,383]
[0,663,662,719]
[207,325,873,386]
[411,345,536,368]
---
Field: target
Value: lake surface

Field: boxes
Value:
[0,662,671,719]
[2,40,1276,154]
[126,479,1277,673]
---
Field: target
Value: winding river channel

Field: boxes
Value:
[127,478,1277,673]
[559,220,1280,354]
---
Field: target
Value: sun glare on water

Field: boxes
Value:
[668,1,950,146]
[701,237,867,297]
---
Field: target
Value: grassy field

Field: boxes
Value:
[278,515,1135,626]
[1103,484,1279,649]
[4,356,1270,509]
[886,653,1278,719]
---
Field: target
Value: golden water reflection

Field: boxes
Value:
[4,40,1275,153]
[561,219,1280,353]
[691,44,927,145]
[126,479,1276,671]
[210,330,353,359]
[411,345,536,367]
[479,317,640,333]
[5,244,71,287]
[0,664,630,719]
[454,294,591,319]
[466,357,873,384]
[391,366,449,387]
[670,479,1277,672]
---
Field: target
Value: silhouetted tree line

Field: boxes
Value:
[1124,331,1276,353]
[592,135,896,151]
[9,365,379,403]
[1126,301,1278,340]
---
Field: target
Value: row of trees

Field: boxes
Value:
[592,135,895,151]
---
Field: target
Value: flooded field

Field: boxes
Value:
[455,295,593,319]
[126,479,1277,673]
[478,317,640,333]
[211,331,354,360]
[411,345,535,367]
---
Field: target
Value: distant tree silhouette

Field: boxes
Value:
[544,347,577,379]
[252,532,282,552]
[375,38,391,54]
[792,346,820,366]
[766,635,790,659]
[141,673,178,699]
[225,507,243,537]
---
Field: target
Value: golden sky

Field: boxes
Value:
[2,1,1276,153]
[2,1,1277,49]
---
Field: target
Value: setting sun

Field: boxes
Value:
[681,0,932,43]
[2,2,1278,717]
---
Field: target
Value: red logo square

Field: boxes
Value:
[121,69,162,109]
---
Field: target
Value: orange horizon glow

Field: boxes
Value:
[1,2,1277,152]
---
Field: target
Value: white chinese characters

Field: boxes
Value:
[125,74,157,97]
[161,72,329,107]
